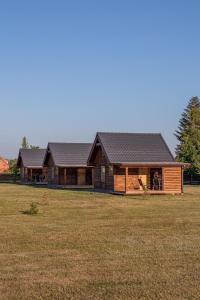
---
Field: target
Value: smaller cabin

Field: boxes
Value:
[88,132,185,195]
[43,143,93,188]
[17,149,47,184]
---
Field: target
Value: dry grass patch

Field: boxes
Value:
[0,184,200,299]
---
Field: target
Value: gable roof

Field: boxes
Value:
[17,149,46,168]
[45,143,92,167]
[88,132,176,164]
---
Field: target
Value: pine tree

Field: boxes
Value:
[21,136,29,149]
[175,96,200,174]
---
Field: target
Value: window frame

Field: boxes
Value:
[101,166,106,183]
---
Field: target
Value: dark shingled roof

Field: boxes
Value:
[89,132,175,164]
[47,143,92,167]
[17,149,46,168]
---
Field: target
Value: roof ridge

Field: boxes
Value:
[48,142,92,145]
[97,132,161,135]
[20,148,46,151]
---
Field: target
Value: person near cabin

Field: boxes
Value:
[153,171,161,190]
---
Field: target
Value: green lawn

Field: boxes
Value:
[0,184,200,300]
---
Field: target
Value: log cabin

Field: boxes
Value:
[43,143,93,188]
[17,149,48,184]
[88,132,185,195]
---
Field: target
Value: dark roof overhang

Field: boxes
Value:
[114,162,187,167]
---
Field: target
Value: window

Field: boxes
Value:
[51,167,54,180]
[109,165,113,176]
[101,166,105,183]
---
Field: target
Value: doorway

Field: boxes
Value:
[67,168,77,185]
[150,168,162,190]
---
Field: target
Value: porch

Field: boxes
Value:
[113,166,182,195]
[57,167,93,187]
[23,167,48,184]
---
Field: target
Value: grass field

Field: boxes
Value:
[0,184,200,300]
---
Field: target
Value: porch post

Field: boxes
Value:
[24,167,28,182]
[162,167,165,191]
[64,168,67,185]
[181,166,184,194]
[125,167,128,194]
[92,168,94,186]
[30,168,33,182]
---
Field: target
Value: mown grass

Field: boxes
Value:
[0,184,200,299]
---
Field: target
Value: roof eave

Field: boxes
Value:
[23,166,44,169]
[56,164,91,168]
[112,162,187,167]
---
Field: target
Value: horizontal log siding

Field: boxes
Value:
[20,167,25,181]
[94,166,101,188]
[77,168,86,185]
[48,167,59,185]
[105,166,114,190]
[43,167,48,181]
[114,175,125,192]
[127,175,139,190]
[92,145,113,190]
[163,167,182,193]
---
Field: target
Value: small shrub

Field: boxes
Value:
[23,202,39,215]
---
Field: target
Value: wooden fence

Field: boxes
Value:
[184,173,200,185]
[0,173,20,183]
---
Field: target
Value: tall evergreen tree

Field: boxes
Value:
[175,96,200,174]
[21,136,29,149]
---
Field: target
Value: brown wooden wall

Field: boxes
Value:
[114,174,141,192]
[163,167,182,193]
[46,155,59,185]
[92,145,114,190]
[114,175,125,192]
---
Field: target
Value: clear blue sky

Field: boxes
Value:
[0,0,200,158]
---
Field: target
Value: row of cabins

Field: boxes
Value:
[17,132,185,195]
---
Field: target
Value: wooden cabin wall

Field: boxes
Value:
[46,154,59,185]
[43,167,48,181]
[113,167,125,192]
[20,167,25,181]
[19,160,27,182]
[93,147,104,188]
[163,167,182,193]
[24,168,28,182]
[77,168,86,185]
[92,146,114,190]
